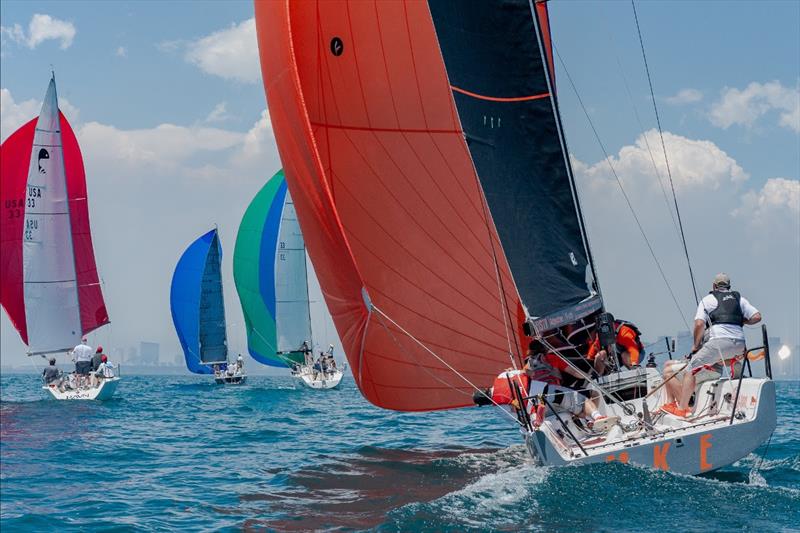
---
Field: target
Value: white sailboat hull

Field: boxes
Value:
[525,377,776,475]
[43,377,120,401]
[292,366,344,389]
[214,373,247,385]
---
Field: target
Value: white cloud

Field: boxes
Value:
[1,14,76,50]
[1,87,80,142]
[241,109,274,160]
[577,129,748,192]
[184,18,259,83]
[0,23,25,46]
[79,122,244,177]
[116,46,127,57]
[709,81,800,133]
[204,101,230,123]
[572,134,799,351]
[666,88,703,105]
[734,178,800,222]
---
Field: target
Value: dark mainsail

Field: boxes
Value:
[428,0,601,331]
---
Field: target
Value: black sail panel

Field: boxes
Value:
[428,0,600,330]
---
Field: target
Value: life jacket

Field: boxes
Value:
[615,320,644,354]
[708,290,744,326]
[527,355,562,385]
[491,370,530,405]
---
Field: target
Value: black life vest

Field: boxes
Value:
[708,290,744,326]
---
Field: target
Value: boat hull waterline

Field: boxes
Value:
[43,377,120,401]
[526,378,775,475]
[293,368,344,390]
[214,374,247,385]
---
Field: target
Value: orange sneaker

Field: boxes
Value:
[661,403,690,417]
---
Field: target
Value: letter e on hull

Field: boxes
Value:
[700,433,713,471]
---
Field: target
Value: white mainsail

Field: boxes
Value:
[22,78,82,354]
[275,191,313,353]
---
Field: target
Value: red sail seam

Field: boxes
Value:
[364,282,513,355]
[332,130,498,287]
[340,201,512,334]
[363,344,506,378]
[372,1,403,129]
[401,1,431,131]
[450,85,550,102]
[310,121,460,134]
[331,134,512,308]
[369,129,500,266]
[335,128,500,287]
[344,1,374,130]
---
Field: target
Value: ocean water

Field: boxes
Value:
[1,374,797,532]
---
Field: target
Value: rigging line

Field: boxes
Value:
[606,27,681,237]
[371,304,524,426]
[553,45,692,332]
[631,0,699,305]
[478,189,521,370]
[540,332,637,418]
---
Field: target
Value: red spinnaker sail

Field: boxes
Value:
[256,1,525,411]
[61,113,109,334]
[0,112,108,345]
[0,119,35,344]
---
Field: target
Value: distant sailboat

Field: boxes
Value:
[170,228,244,384]
[255,0,775,473]
[0,75,117,400]
[233,170,343,389]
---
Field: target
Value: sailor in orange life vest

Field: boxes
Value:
[586,321,643,374]
[661,273,761,418]
[524,341,606,424]
[474,341,607,428]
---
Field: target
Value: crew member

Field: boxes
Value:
[91,346,104,372]
[42,358,62,386]
[586,321,643,374]
[301,341,313,366]
[91,355,115,387]
[662,273,761,417]
[71,338,94,385]
[525,341,606,425]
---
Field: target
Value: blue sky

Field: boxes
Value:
[1,1,798,372]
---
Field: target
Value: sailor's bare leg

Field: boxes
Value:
[582,397,599,418]
[662,361,684,404]
[594,349,607,374]
[678,371,696,411]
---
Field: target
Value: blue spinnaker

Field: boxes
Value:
[170,229,228,374]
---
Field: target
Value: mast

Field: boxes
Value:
[301,231,314,350]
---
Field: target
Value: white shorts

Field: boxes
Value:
[545,384,586,415]
[690,337,745,374]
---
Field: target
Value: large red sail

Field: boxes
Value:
[61,113,109,334]
[0,118,35,344]
[256,1,526,411]
[0,111,107,345]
